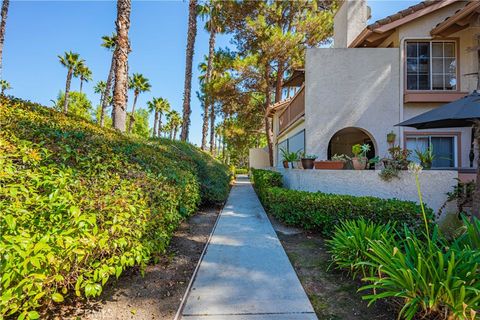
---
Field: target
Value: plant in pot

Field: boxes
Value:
[280,148,299,169]
[314,154,349,169]
[300,153,317,169]
[387,131,396,145]
[415,147,435,169]
[379,146,412,181]
[351,144,370,170]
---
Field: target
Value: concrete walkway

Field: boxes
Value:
[181,175,317,319]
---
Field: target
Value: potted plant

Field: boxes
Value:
[415,147,435,169]
[351,144,370,170]
[280,148,299,168]
[387,131,396,144]
[301,153,317,169]
[314,154,349,170]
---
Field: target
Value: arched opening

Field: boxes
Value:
[327,127,376,160]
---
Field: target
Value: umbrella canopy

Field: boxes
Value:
[396,91,480,129]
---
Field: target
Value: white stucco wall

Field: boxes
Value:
[279,169,457,214]
[249,148,270,169]
[305,48,400,159]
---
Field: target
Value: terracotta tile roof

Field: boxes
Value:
[431,1,480,36]
[367,0,440,30]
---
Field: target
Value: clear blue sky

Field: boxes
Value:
[5,0,418,146]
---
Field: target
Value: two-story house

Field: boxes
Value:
[267,0,480,170]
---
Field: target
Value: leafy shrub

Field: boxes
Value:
[327,219,395,278]
[251,169,429,237]
[235,168,249,175]
[360,227,480,320]
[250,169,282,205]
[0,97,230,318]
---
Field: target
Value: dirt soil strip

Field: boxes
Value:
[269,214,396,320]
[52,206,220,320]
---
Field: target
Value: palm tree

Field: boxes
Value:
[199,0,223,152]
[58,51,83,114]
[167,110,182,140]
[94,80,107,124]
[0,78,10,95]
[156,97,170,137]
[180,0,198,141]
[75,63,92,93]
[0,0,9,80]
[127,73,151,133]
[147,99,159,137]
[112,0,131,132]
[100,33,117,128]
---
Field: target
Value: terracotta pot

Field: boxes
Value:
[314,161,345,170]
[301,158,315,169]
[352,157,367,170]
[282,160,289,169]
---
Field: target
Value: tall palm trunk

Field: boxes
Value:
[0,0,9,80]
[153,111,158,137]
[63,67,73,114]
[100,54,115,127]
[158,113,163,137]
[180,0,197,141]
[112,0,131,132]
[202,28,216,150]
[128,92,138,133]
[201,104,209,150]
[210,110,216,155]
[169,128,173,140]
[174,126,178,140]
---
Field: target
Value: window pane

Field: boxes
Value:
[444,42,455,57]
[445,73,457,90]
[419,75,430,90]
[432,75,444,90]
[407,137,428,162]
[407,58,417,72]
[418,58,429,73]
[277,140,288,163]
[407,75,418,90]
[431,137,454,167]
[445,58,456,73]
[432,57,443,73]
[418,42,430,58]
[288,131,305,155]
[407,43,417,57]
[432,42,443,57]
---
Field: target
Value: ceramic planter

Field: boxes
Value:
[387,132,396,144]
[314,160,345,170]
[352,157,367,170]
[282,160,289,169]
[301,158,315,169]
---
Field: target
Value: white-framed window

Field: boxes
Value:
[406,41,457,91]
[276,130,305,165]
[406,134,457,168]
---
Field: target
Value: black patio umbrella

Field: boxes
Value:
[396,90,480,217]
[396,90,480,167]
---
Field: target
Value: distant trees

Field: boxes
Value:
[167,110,182,140]
[180,0,198,142]
[0,0,9,80]
[112,0,131,132]
[55,91,93,120]
[128,73,151,133]
[0,78,10,95]
[58,51,84,114]
[75,63,92,93]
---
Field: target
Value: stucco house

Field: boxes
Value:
[267,0,480,171]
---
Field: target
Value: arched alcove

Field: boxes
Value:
[327,127,376,160]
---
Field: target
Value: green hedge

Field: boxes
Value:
[251,169,430,237]
[0,97,230,318]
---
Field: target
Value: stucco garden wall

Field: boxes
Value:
[305,48,400,160]
[249,148,270,169]
[278,168,457,215]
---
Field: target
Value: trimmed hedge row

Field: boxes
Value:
[251,169,430,236]
[0,97,230,318]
